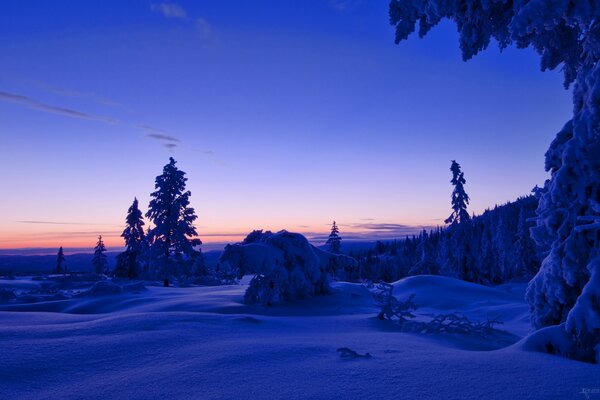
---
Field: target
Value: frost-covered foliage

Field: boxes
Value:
[353,196,540,284]
[445,160,470,225]
[55,246,66,274]
[92,236,108,275]
[219,230,354,305]
[372,282,417,324]
[146,157,202,279]
[371,283,502,337]
[389,0,600,362]
[115,198,147,279]
[326,221,342,253]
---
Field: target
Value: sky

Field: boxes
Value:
[0,1,573,251]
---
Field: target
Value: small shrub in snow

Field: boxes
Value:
[372,282,417,325]
[417,313,502,337]
[337,347,371,359]
[371,282,503,337]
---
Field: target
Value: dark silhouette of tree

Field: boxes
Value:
[146,157,201,279]
[56,246,66,274]
[326,221,342,253]
[115,198,147,279]
[445,160,470,225]
[92,235,108,275]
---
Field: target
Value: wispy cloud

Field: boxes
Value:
[151,3,213,39]
[151,2,187,19]
[30,81,123,109]
[0,91,117,124]
[330,0,363,12]
[163,143,177,152]
[15,220,118,226]
[145,133,181,143]
[196,17,212,39]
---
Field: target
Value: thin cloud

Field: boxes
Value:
[32,81,123,109]
[151,3,213,38]
[145,133,181,143]
[163,143,177,151]
[151,2,187,19]
[350,222,429,231]
[196,17,212,39]
[330,0,363,11]
[0,91,117,124]
[16,220,118,226]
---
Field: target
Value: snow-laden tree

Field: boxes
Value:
[515,208,538,279]
[115,198,147,279]
[219,230,354,305]
[56,246,66,274]
[92,235,108,275]
[409,230,439,275]
[445,160,470,225]
[146,157,202,279]
[326,220,342,253]
[389,0,600,362]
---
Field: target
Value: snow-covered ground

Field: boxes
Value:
[0,276,597,400]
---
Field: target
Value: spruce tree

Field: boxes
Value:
[56,246,66,274]
[146,157,202,278]
[115,198,147,279]
[92,235,108,275]
[326,221,342,253]
[444,160,470,225]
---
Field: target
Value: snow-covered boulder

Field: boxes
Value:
[219,230,355,305]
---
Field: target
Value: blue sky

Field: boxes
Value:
[0,1,572,249]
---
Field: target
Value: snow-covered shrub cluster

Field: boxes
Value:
[418,313,503,337]
[351,196,540,284]
[389,0,600,362]
[372,282,417,324]
[219,230,355,305]
[371,283,502,337]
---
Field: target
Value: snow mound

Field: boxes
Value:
[79,281,123,296]
[392,275,523,309]
[390,275,529,337]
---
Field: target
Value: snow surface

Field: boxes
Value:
[0,276,597,400]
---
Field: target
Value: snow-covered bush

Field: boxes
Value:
[372,282,417,324]
[418,313,502,337]
[219,230,354,305]
[389,0,600,362]
[371,282,502,337]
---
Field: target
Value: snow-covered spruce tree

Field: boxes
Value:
[515,208,538,279]
[444,160,470,225]
[389,1,600,362]
[56,246,66,274]
[326,220,342,253]
[409,230,438,275]
[92,235,108,275]
[115,198,147,279]
[146,157,202,280]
